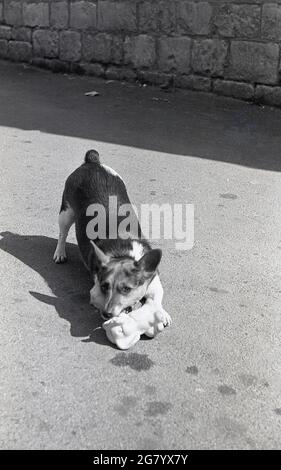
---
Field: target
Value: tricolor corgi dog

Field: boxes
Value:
[53,150,171,325]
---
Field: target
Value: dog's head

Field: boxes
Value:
[89,241,161,319]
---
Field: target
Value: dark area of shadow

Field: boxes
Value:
[1,61,281,172]
[0,231,110,346]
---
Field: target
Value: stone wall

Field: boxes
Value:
[1,1,281,106]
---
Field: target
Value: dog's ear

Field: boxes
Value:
[90,240,110,266]
[29,291,57,305]
[135,249,162,277]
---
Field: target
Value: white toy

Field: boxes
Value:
[102,299,167,350]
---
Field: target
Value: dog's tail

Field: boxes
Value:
[84,149,100,164]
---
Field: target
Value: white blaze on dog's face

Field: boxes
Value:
[89,241,162,319]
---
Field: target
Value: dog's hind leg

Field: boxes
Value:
[53,196,75,264]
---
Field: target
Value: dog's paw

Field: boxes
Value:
[53,249,67,264]
[161,309,172,327]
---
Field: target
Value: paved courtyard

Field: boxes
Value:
[0,61,281,449]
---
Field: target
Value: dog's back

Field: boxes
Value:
[61,150,144,269]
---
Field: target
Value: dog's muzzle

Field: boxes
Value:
[101,306,133,321]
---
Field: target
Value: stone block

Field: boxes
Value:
[60,31,81,62]
[23,2,49,27]
[124,35,156,68]
[0,25,11,39]
[4,0,22,26]
[213,4,260,38]
[98,1,137,32]
[158,37,191,73]
[8,41,32,62]
[83,32,112,63]
[45,58,70,73]
[139,1,176,34]
[228,41,279,85]
[178,1,212,35]
[175,74,211,91]
[11,27,31,42]
[255,84,281,107]
[0,39,8,58]
[70,1,97,30]
[262,4,281,41]
[33,29,59,58]
[192,39,228,76]
[111,36,123,64]
[120,67,137,82]
[137,70,172,86]
[213,79,254,100]
[50,1,69,29]
[105,65,121,80]
[82,62,105,77]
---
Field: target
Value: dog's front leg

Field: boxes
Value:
[145,275,172,326]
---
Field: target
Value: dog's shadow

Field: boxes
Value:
[0,231,110,346]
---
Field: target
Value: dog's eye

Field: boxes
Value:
[121,286,132,294]
[101,282,110,294]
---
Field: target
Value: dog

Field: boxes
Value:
[53,150,171,325]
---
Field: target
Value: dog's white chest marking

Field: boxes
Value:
[129,241,144,261]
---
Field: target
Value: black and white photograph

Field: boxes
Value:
[0,0,280,456]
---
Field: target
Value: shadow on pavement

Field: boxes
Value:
[1,61,281,171]
[0,231,110,346]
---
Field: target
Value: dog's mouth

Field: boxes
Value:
[100,297,147,321]
[101,306,132,321]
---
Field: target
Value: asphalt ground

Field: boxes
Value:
[1,61,281,449]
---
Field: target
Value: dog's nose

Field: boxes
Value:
[101,311,112,320]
